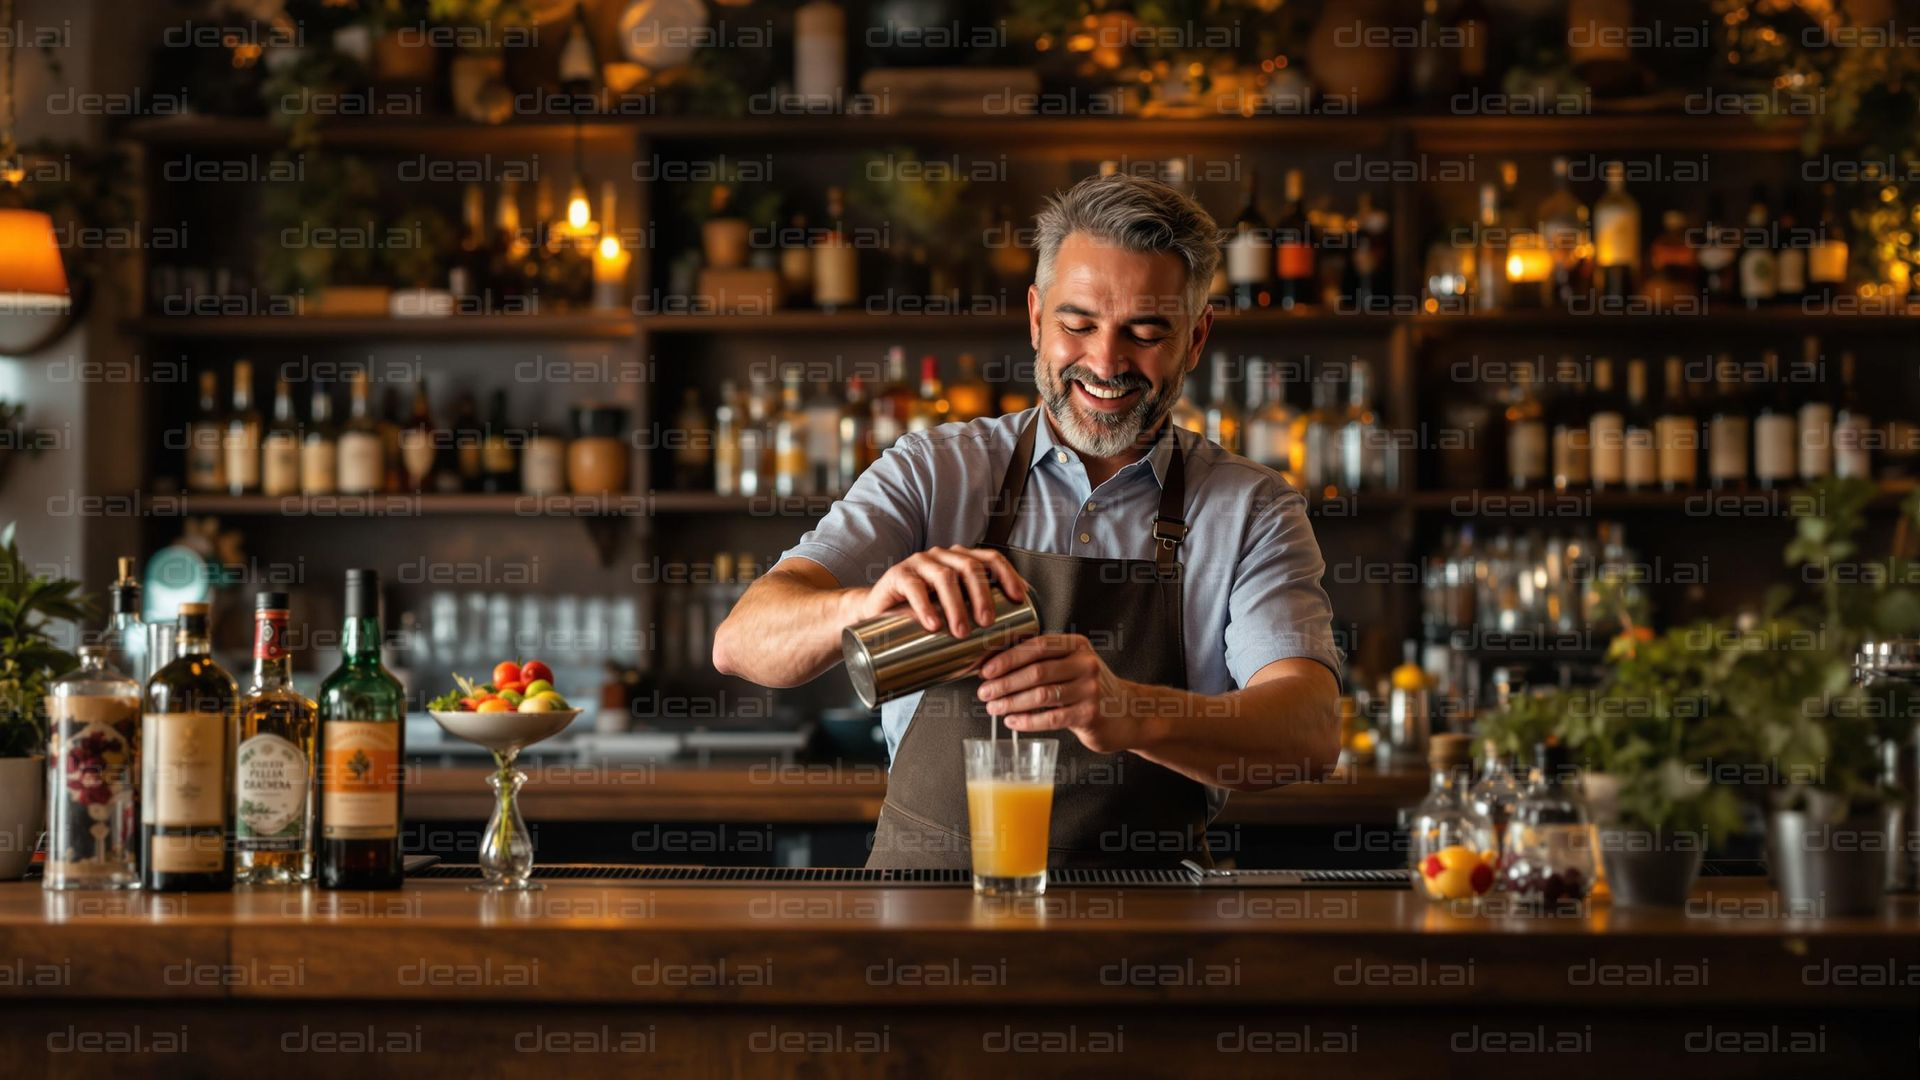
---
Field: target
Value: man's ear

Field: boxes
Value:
[1187,303,1214,368]
[1027,283,1042,352]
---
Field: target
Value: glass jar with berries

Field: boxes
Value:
[43,645,142,890]
[1500,739,1595,909]
[1410,733,1499,904]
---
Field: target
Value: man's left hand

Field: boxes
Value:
[976,634,1137,753]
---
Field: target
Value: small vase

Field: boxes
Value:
[1768,809,1897,917]
[1598,826,1705,908]
[702,218,752,271]
[477,768,538,891]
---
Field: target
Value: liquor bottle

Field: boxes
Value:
[141,601,237,891]
[225,359,262,496]
[1698,191,1739,301]
[673,388,713,491]
[773,367,811,498]
[1408,0,1460,105]
[482,389,519,493]
[1738,185,1778,309]
[1588,358,1624,492]
[1655,356,1699,492]
[1775,188,1807,301]
[1349,192,1392,309]
[1338,360,1389,492]
[908,355,948,434]
[337,370,384,495]
[946,352,993,422]
[1753,349,1797,490]
[1622,359,1658,492]
[870,346,914,451]
[1549,356,1590,493]
[1171,376,1205,438]
[399,380,438,494]
[1204,352,1243,454]
[379,387,407,494]
[108,557,148,684]
[489,179,526,301]
[1273,169,1314,310]
[301,382,338,496]
[780,209,813,306]
[1646,210,1699,293]
[523,175,556,299]
[316,570,404,890]
[713,379,743,496]
[1592,162,1640,302]
[261,377,302,498]
[1243,358,1297,476]
[1708,353,1751,492]
[46,643,143,891]
[1833,351,1872,480]
[1474,181,1505,313]
[1795,336,1833,481]
[737,372,774,497]
[186,369,227,493]
[837,376,875,491]
[803,379,843,493]
[454,181,489,305]
[1505,359,1547,490]
[1538,155,1590,306]
[453,392,485,492]
[1808,183,1850,300]
[813,187,859,312]
[235,592,317,885]
[1226,170,1271,311]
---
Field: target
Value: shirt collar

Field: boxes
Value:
[1030,407,1183,488]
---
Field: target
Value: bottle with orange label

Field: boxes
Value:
[316,569,405,890]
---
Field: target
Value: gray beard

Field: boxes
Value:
[1035,354,1183,459]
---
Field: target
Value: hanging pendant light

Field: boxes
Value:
[0,0,75,355]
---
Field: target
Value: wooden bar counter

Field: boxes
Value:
[3,877,1915,1076]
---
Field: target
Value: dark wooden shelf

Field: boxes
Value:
[125,313,638,341]
[174,492,653,516]
[118,114,639,152]
[1410,304,1919,332]
[640,307,1393,335]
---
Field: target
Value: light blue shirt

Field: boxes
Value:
[781,408,1342,816]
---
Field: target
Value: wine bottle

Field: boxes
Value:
[1273,169,1314,310]
[187,369,227,493]
[337,370,384,495]
[1588,359,1624,492]
[1226,170,1271,311]
[1505,359,1547,490]
[1738,184,1778,309]
[1808,183,1851,301]
[1796,335,1834,481]
[1622,359,1657,492]
[316,570,405,890]
[225,359,262,496]
[1833,351,1871,480]
[301,382,339,496]
[261,377,302,498]
[1655,356,1699,492]
[142,601,237,892]
[1593,162,1640,302]
[1707,354,1750,492]
[1753,349,1797,490]
[1549,355,1590,493]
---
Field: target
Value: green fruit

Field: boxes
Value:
[523,679,555,698]
[499,690,525,706]
[534,691,569,710]
[518,695,561,713]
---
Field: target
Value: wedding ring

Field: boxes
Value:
[1051,685,1061,704]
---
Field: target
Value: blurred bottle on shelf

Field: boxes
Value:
[946,353,993,422]
[1346,192,1391,309]
[1796,335,1834,481]
[779,208,813,306]
[261,377,302,498]
[1698,191,1738,301]
[451,391,484,492]
[803,379,842,494]
[1338,360,1394,493]
[773,367,811,498]
[1655,356,1699,492]
[1243,358,1296,478]
[225,359,262,496]
[813,187,859,312]
[1621,358,1657,492]
[870,346,913,451]
[1537,155,1590,306]
[378,386,406,494]
[1274,169,1314,310]
[1775,187,1807,302]
[481,389,519,493]
[1753,348,1797,490]
[1226,170,1271,311]
[1592,162,1640,301]
[673,388,714,492]
[908,355,948,434]
[453,181,489,305]
[187,369,227,493]
[1587,358,1624,492]
[1548,356,1589,493]
[1503,359,1546,490]
[1203,352,1242,454]
[1300,367,1345,494]
[301,382,337,496]
[1474,180,1504,312]
[737,372,776,497]
[838,376,876,490]
[1834,350,1872,480]
[399,380,438,494]
[1738,184,1778,309]
[1707,353,1750,492]
[1808,183,1850,300]
[489,179,526,301]
[1171,376,1205,438]
[713,379,743,496]
[337,370,384,495]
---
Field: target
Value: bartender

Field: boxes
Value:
[713,172,1341,869]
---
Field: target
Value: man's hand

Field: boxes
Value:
[975,634,1137,753]
[857,546,1029,639]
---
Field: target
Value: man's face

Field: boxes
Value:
[1029,232,1211,458]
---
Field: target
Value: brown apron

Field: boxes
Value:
[866,415,1212,870]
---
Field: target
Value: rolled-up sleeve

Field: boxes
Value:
[1221,485,1344,686]
[779,437,932,588]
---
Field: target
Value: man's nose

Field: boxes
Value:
[1079,331,1135,379]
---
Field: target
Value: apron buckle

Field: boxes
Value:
[1152,518,1189,548]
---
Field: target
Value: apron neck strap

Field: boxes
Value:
[985,412,1189,570]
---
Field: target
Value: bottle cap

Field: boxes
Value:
[178,602,210,617]
[256,591,290,611]
[1430,733,1473,772]
[344,569,380,618]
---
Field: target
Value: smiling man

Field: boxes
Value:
[712,173,1341,869]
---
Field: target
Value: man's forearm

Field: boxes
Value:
[711,570,861,687]
[1123,672,1340,792]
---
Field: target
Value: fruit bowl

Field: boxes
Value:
[428,708,582,755]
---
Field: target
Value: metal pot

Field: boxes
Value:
[1598,826,1705,908]
[0,755,45,881]
[1767,809,1899,917]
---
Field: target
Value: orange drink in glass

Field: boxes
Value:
[963,737,1058,896]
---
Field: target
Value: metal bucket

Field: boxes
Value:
[842,588,1040,710]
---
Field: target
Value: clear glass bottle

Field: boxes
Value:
[44,645,142,890]
[1469,751,1524,854]
[1410,734,1497,904]
[1171,376,1205,438]
[1338,360,1389,492]
[1203,352,1243,453]
[1499,740,1595,907]
[107,557,148,685]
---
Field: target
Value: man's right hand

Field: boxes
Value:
[854,546,1030,639]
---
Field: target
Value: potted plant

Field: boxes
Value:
[683,166,781,274]
[0,524,92,880]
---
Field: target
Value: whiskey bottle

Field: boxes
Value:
[1753,349,1798,490]
[235,592,317,885]
[1593,162,1640,302]
[301,382,339,496]
[261,377,302,497]
[225,359,262,496]
[773,367,811,498]
[1707,354,1751,492]
[142,601,237,891]
[186,369,227,493]
[337,370,384,495]
[1655,356,1699,492]
[713,379,743,496]
[316,570,405,890]
[813,187,859,312]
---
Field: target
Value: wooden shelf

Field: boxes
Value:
[175,492,652,516]
[118,114,639,152]
[640,307,1392,335]
[126,313,638,341]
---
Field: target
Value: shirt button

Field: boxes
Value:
[1078,532,1091,544]
[1085,501,1098,512]
[1055,450,1069,463]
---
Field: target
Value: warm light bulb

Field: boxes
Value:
[568,190,592,231]
[599,235,622,260]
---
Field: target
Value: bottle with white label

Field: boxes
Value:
[1753,349,1798,490]
[1505,360,1547,490]
[1622,359,1658,492]
[1708,354,1751,491]
[1244,358,1298,477]
[337,369,384,494]
[1592,162,1640,301]
[1833,351,1872,480]
[225,359,262,495]
[1698,191,1738,301]
[142,601,237,891]
[302,382,339,496]
[261,378,302,497]
[1549,356,1590,492]
[1796,336,1834,481]
[1588,359,1624,492]
[1655,357,1700,491]
[1738,185,1778,309]
[1227,171,1272,311]
[236,592,316,885]
[316,570,405,890]
[187,370,227,493]
[1774,188,1807,301]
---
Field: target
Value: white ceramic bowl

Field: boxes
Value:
[429,709,581,754]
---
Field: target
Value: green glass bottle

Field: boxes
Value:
[142,601,238,891]
[316,569,406,890]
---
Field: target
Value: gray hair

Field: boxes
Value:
[1033,173,1223,322]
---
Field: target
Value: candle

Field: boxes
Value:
[594,236,631,310]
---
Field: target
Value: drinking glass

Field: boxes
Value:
[963,737,1059,897]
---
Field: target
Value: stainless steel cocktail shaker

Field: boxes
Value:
[842,587,1040,710]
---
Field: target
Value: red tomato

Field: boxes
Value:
[492,661,522,687]
[520,660,553,685]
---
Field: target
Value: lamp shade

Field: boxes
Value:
[0,208,71,310]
